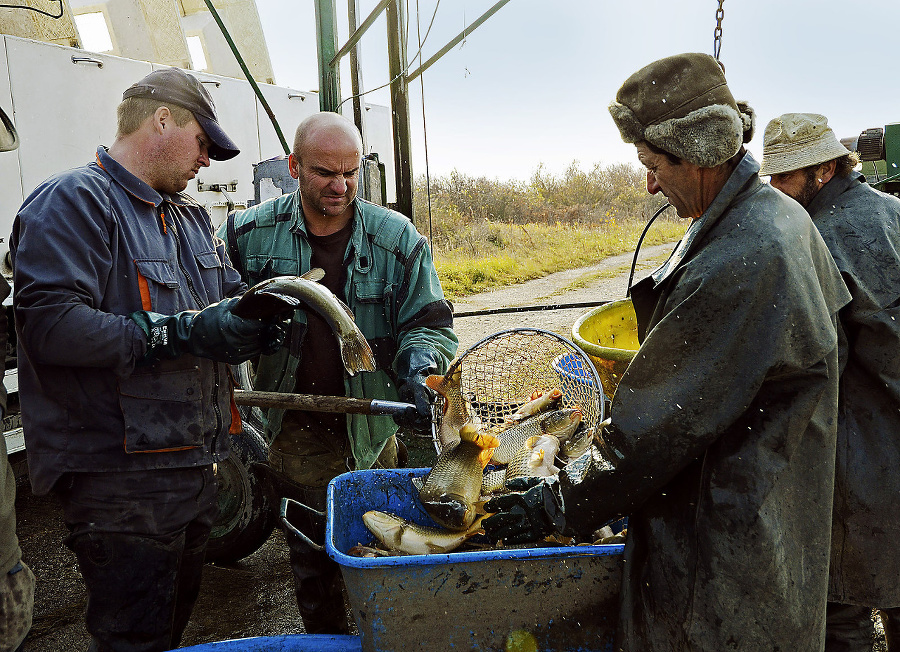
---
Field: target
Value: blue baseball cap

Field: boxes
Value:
[123,67,240,161]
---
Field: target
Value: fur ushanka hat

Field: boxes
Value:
[608,52,755,168]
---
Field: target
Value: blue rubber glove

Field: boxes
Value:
[482,477,566,544]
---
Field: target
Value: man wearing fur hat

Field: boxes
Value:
[484,53,850,650]
[762,113,900,652]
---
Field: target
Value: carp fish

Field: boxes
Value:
[233,269,376,376]
[489,408,583,465]
[419,423,498,530]
[426,364,469,449]
[560,425,595,461]
[504,388,563,424]
[362,510,487,555]
[482,434,561,495]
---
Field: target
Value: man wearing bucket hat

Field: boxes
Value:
[762,112,900,651]
[484,53,850,650]
[9,67,284,651]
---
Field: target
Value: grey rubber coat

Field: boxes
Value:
[806,171,900,607]
[561,153,851,651]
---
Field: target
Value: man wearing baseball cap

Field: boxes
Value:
[762,113,900,651]
[10,67,283,650]
[484,54,850,650]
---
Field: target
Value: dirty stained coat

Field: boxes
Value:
[561,153,851,651]
[807,171,900,607]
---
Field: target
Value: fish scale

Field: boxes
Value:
[489,408,582,465]
[419,424,498,531]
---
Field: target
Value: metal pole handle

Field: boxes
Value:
[233,389,415,416]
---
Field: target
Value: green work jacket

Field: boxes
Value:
[220,192,457,469]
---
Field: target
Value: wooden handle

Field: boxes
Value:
[233,389,414,416]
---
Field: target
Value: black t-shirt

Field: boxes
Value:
[284,220,354,444]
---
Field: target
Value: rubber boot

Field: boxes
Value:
[825,602,876,652]
[879,608,900,651]
[280,491,350,635]
[72,532,182,652]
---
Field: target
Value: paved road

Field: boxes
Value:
[13,243,678,650]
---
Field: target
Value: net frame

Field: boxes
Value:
[431,328,606,454]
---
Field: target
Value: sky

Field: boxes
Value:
[256,0,900,183]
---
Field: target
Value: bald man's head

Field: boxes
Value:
[292,112,363,164]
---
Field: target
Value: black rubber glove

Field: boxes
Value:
[482,477,566,545]
[130,297,286,365]
[393,348,440,433]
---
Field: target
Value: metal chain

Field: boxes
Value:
[713,0,725,61]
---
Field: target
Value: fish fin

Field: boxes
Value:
[530,389,543,400]
[425,374,450,406]
[333,296,357,322]
[339,331,377,375]
[530,449,545,465]
[468,513,489,531]
[411,475,425,493]
[476,441,500,469]
[300,268,326,282]
[458,423,480,443]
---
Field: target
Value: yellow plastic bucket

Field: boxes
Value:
[571,299,640,397]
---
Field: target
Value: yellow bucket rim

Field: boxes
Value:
[571,300,638,364]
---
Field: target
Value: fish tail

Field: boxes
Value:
[340,332,377,375]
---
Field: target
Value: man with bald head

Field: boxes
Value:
[220,112,456,634]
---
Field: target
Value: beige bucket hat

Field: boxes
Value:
[759,113,850,176]
[608,52,755,168]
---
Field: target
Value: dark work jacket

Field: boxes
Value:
[807,172,900,606]
[561,153,851,651]
[10,147,245,495]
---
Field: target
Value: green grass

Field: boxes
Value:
[433,217,686,300]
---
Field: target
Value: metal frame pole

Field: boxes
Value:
[314,0,341,112]
[347,0,368,152]
[386,0,414,220]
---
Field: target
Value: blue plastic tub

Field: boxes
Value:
[327,469,623,652]
[179,634,362,651]
[552,352,606,422]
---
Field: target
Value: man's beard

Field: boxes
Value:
[796,169,820,208]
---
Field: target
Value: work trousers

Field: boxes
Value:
[57,466,217,652]
[267,433,399,635]
[826,602,900,651]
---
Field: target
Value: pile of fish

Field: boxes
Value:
[361,366,602,556]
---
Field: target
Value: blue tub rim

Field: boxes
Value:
[325,468,624,570]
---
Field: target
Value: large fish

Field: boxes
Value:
[426,364,469,449]
[504,388,563,424]
[362,510,486,555]
[233,269,376,376]
[419,423,498,530]
[560,425,595,462]
[482,434,561,495]
[489,408,583,465]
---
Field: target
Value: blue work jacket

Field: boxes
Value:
[10,147,245,495]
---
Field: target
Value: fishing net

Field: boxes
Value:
[432,328,606,454]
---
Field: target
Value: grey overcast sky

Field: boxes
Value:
[256,0,900,182]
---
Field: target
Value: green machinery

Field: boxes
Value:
[843,123,900,196]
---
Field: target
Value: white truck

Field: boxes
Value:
[0,33,395,562]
